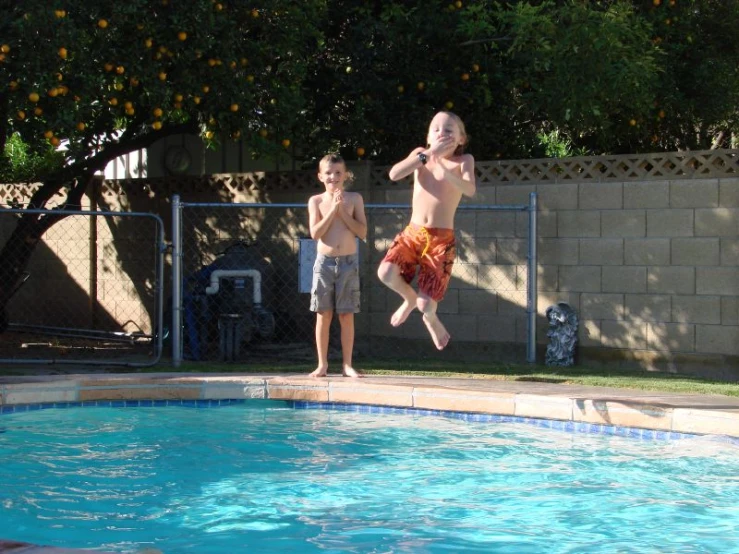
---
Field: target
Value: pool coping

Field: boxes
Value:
[2,372,739,438]
[2,372,739,553]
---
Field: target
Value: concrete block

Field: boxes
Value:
[603,266,647,293]
[721,238,739,266]
[579,182,623,209]
[695,325,739,356]
[536,183,578,210]
[647,209,694,237]
[558,211,601,237]
[671,295,721,324]
[560,266,601,292]
[496,184,536,205]
[696,267,739,295]
[624,181,669,209]
[719,178,739,207]
[647,322,695,352]
[624,238,670,265]
[476,211,516,238]
[647,267,695,294]
[580,238,624,265]
[625,294,671,322]
[695,208,738,237]
[671,238,720,266]
[602,210,646,237]
[670,179,718,208]
[539,238,579,265]
[580,293,625,320]
[600,320,648,349]
[722,297,739,325]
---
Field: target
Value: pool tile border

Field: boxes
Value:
[1,373,739,442]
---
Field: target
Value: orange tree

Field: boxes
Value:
[0,0,322,326]
[304,0,738,161]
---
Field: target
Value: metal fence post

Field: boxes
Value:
[172,194,182,368]
[527,192,538,363]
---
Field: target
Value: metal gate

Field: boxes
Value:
[171,194,538,368]
[0,208,165,367]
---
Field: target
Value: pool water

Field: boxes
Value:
[1,401,738,553]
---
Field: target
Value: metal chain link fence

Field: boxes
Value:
[172,195,537,368]
[0,208,164,367]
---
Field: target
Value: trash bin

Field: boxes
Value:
[218,313,248,362]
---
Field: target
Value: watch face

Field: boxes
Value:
[164,145,192,174]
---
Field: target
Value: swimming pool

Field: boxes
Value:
[1,400,738,553]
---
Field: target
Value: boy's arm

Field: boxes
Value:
[308,195,337,240]
[336,193,368,241]
[388,147,427,181]
[433,154,476,197]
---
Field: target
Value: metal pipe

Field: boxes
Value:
[205,269,262,305]
[172,194,182,368]
[527,192,538,364]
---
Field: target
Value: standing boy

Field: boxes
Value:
[377,111,476,350]
[308,154,367,377]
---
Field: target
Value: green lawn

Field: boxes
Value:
[168,359,739,397]
[2,359,737,397]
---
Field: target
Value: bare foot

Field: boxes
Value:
[391,300,415,327]
[422,313,450,350]
[343,366,363,378]
[309,367,328,378]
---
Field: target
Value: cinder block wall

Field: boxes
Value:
[368,151,739,377]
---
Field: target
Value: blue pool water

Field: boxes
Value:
[1,401,738,553]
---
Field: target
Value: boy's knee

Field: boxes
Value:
[377,262,392,283]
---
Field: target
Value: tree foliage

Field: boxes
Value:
[2,0,739,175]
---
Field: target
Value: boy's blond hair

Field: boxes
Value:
[318,153,355,183]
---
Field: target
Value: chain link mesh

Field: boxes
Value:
[177,203,531,366]
[0,209,163,365]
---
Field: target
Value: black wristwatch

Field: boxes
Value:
[417,152,428,165]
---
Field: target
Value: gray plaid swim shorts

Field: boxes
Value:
[310,253,360,313]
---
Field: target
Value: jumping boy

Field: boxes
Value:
[308,154,367,377]
[377,111,476,350]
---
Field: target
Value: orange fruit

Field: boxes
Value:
[47,88,59,97]
[281,138,291,148]
[246,75,254,83]
[125,107,135,116]
[152,121,162,130]
[158,72,167,81]
[109,97,118,106]
[50,137,61,147]
[417,82,425,90]
[98,19,108,28]
[33,107,43,116]
[445,100,454,109]
[29,92,40,102]
[116,66,125,74]
[144,38,153,48]
[54,9,66,18]
[472,63,480,72]
[174,93,183,102]
[124,101,133,110]
[9,80,18,90]
[76,122,86,131]
[202,85,210,93]
[397,85,405,93]
[44,130,54,139]
[230,103,239,112]
[58,47,68,59]
[461,73,470,81]
[193,96,201,105]
[153,107,163,117]
[0,44,10,54]
[356,147,366,157]
[231,130,241,139]
[104,63,113,72]
[629,118,637,126]
[251,9,259,18]
[16,110,26,120]
[259,128,268,137]
[177,31,187,41]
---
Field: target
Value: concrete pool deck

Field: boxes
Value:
[2,372,739,438]
[2,372,739,553]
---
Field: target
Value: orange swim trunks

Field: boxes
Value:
[382,223,456,302]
